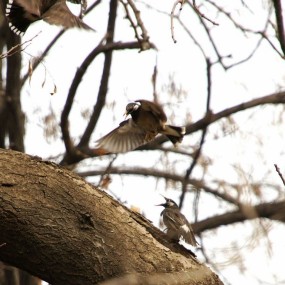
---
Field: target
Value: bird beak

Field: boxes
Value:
[156,194,167,206]
[160,194,168,201]
[123,111,129,119]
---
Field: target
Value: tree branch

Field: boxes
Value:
[179,58,213,209]
[194,200,285,234]
[77,167,240,205]
[0,148,222,285]
[20,0,103,87]
[272,0,285,56]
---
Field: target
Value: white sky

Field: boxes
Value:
[15,0,285,284]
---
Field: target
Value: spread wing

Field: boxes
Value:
[5,0,91,36]
[42,1,91,30]
[5,0,41,35]
[95,119,150,153]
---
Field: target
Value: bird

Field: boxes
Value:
[5,0,91,36]
[157,196,199,247]
[95,99,186,154]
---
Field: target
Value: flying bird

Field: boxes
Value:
[5,0,91,36]
[95,99,186,154]
[157,196,199,247]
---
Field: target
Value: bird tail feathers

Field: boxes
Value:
[163,125,186,146]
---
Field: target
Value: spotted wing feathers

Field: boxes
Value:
[41,1,91,29]
[162,209,199,247]
[95,119,150,153]
[5,0,91,36]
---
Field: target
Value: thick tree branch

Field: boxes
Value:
[144,91,285,148]
[193,200,285,234]
[58,91,285,166]
[0,149,222,285]
[98,269,223,285]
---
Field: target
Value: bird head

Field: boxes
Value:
[124,101,141,117]
[157,196,179,209]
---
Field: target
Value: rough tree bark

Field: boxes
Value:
[0,149,223,285]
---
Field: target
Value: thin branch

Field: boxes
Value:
[192,0,219,26]
[20,0,103,86]
[77,167,240,205]
[260,30,285,59]
[21,31,64,86]
[272,0,285,56]
[120,0,152,51]
[0,33,39,60]
[179,58,212,209]
[170,0,185,43]
[96,155,117,188]
[274,164,285,187]
[175,16,207,58]
[77,0,118,150]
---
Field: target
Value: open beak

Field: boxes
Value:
[156,194,167,206]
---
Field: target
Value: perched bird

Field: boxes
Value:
[96,99,185,153]
[5,0,91,36]
[158,196,199,247]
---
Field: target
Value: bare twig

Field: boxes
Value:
[120,0,151,51]
[192,0,219,26]
[274,164,285,187]
[21,0,103,86]
[0,33,40,60]
[96,155,117,188]
[170,0,185,43]
[152,57,159,102]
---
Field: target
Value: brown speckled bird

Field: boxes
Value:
[5,0,91,36]
[158,196,199,247]
[96,99,186,154]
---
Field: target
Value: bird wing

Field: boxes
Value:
[42,1,91,29]
[163,209,198,247]
[178,222,198,246]
[95,119,150,153]
[5,0,41,35]
[162,209,187,231]
[8,0,41,14]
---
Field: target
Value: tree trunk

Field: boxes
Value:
[0,149,223,285]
